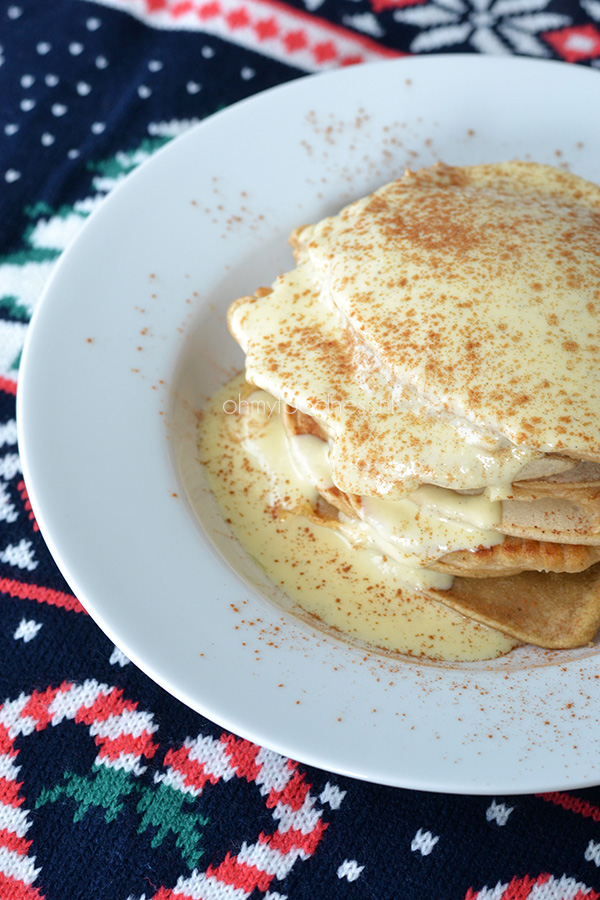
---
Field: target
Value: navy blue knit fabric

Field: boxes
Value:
[2,2,600,898]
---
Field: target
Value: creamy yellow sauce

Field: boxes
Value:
[200,375,519,662]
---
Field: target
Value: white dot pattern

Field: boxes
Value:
[0,0,273,186]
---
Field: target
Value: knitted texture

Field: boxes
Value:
[2,1,600,898]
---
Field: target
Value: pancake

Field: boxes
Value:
[429,565,600,649]
[228,161,600,650]
[435,538,600,578]
[284,405,600,576]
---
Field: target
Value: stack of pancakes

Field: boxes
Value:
[228,162,600,649]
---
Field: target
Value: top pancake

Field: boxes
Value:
[293,162,600,461]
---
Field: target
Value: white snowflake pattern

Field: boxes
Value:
[582,0,600,20]
[411,828,439,855]
[585,839,600,866]
[109,645,131,667]
[343,11,385,36]
[0,483,18,525]
[486,799,514,825]
[319,782,347,809]
[393,0,570,56]
[337,859,364,881]
[14,618,42,643]
[0,539,37,571]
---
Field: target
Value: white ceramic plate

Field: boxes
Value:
[18,55,600,794]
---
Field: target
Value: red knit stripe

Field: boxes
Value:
[465,873,554,900]
[121,0,405,69]
[95,729,158,761]
[151,888,193,900]
[74,688,137,726]
[0,578,86,614]
[503,873,551,900]
[163,745,220,792]
[197,1,220,18]
[221,734,261,781]
[0,724,16,756]
[0,377,17,396]
[261,817,327,856]
[0,777,25,807]
[266,769,310,811]
[537,790,600,823]
[191,0,401,59]
[206,853,273,893]
[0,871,43,900]
[226,5,251,28]
[0,828,32,856]
[21,686,67,730]
[16,482,39,533]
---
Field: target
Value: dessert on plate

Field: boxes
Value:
[211,161,600,654]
